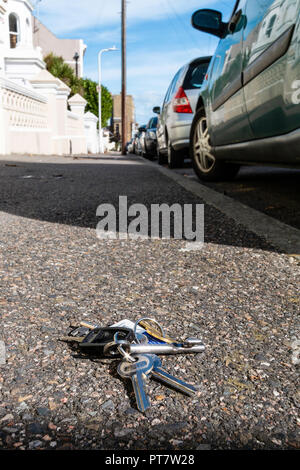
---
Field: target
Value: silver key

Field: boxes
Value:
[117,354,154,413]
[150,355,197,397]
[104,336,205,357]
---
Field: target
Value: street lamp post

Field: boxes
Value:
[98,46,118,154]
[73,52,80,78]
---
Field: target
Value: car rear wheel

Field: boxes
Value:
[190,108,240,181]
[167,139,182,169]
[143,143,155,161]
[157,147,166,165]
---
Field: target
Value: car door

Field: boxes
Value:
[156,82,172,152]
[242,0,300,139]
[207,0,254,146]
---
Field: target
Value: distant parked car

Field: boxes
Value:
[189,2,300,181]
[153,56,211,168]
[132,133,139,154]
[134,125,147,155]
[124,141,131,154]
[127,139,134,154]
[139,116,158,159]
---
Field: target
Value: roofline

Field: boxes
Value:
[32,16,84,42]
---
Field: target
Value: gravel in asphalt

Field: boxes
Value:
[0,154,299,450]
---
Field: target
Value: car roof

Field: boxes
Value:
[188,56,212,67]
[174,56,212,80]
[172,56,210,80]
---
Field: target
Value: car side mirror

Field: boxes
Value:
[153,106,161,115]
[138,127,146,133]
[191,9,226,38]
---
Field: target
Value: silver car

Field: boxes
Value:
[153,56,211,168]
[139,117,158,159]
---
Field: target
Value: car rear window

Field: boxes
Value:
[183,61,210,89]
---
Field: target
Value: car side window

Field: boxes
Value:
[170,68,183,97]
[163,82,172,105]
[164,68,183,105]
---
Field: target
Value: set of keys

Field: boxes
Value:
[62,317,205,413]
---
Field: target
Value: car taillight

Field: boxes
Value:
[173,87,193,114]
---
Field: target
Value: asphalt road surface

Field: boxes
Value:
[173,161,300,230]
[0,153,299,450]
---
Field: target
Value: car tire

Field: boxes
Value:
[190,108,240,182]
[167,139,182,169]
[157,147,166,165]
[143,143,153,160]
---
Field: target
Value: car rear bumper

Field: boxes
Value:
[169,115,193,151]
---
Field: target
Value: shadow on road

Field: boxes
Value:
[0,156,275,252]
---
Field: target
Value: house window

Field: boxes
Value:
[9,13,19,48]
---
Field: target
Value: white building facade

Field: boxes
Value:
[0,0,99,156]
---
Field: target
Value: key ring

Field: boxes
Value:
[133,317,165,344]
[103,339,128,357]
[113,332,136,363]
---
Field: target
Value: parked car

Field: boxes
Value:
[127,139,134,154]
[124,140,132,154]
[153,56,211,168]
[134,125,147,155]
[132,133,139,154]
[139,116,158,159]
[189,1,300,181]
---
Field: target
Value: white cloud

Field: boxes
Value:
[134,91,165,125]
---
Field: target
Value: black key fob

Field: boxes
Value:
[78,327,135,356]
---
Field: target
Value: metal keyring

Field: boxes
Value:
[103,339,129,357]
[113,332,136,363]
[133,317,165,344]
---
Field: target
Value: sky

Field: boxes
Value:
[36,0,235,125]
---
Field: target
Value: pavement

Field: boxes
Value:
[0,153,299,450]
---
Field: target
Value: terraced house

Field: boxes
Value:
[0,0,98,155]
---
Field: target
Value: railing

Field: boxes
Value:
[0,77,50,154]
[0,77,48,130]
[0,78,89,155]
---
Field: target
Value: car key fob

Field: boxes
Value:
[78,327,135,356]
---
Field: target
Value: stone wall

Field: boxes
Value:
[0,75,99,156]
